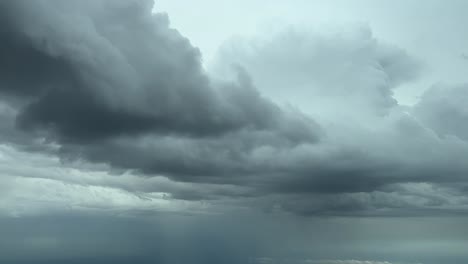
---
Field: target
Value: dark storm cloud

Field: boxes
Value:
[2,0,468,217]
[0,0,320,179]
[4,1,468,264]
[0,0,316,142]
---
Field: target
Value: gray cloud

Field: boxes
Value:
[1,0,309,141]
[0,0,319,179]
[1,0,468,220]
[413,84,468,141]
[4,1,468,264]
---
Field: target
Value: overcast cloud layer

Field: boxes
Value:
[1,0,468,263]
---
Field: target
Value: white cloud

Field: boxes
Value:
[210,26,420,123]
[252,258,416,264]
[0,144,215,217]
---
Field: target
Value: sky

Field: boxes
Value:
[1,0,468,263]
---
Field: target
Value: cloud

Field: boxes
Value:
[413,84,468,141]
[1,0,468,219]
[4,2,468,264]
[0,0,319,179]
[211,26,421,119]
[252,258,408,264]
[1,0,306,141]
